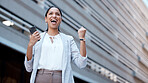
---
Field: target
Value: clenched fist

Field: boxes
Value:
[78,27,86,39]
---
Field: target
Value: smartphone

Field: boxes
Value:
[29,26,40,41]
[29,26,37,35]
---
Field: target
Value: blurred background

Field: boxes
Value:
[1,0,148,83]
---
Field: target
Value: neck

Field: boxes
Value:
[47,28,59,36]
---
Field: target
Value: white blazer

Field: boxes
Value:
[24,32,87,83]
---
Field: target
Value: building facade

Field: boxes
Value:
[0,0,148,83]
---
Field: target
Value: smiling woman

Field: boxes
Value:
[45,6,62,32]
[24,6,87,83]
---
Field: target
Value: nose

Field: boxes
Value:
[52,14,56,17]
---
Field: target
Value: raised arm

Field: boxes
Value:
[78,27,86,57]
[71,27,87,69]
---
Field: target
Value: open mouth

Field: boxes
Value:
[51,19,57,24]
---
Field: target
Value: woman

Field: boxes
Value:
[24,6,87,83]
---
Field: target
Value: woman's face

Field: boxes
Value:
[45,7,62,29]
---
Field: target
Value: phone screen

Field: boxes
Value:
[29,26,37,35]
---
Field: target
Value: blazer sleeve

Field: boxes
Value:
[70,36,87,69]
[24,46,34,72]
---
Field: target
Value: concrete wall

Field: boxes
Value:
[1,0,148,83]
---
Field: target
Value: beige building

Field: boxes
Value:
[0,0,148,83]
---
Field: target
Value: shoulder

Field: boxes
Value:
[40,32,46,38]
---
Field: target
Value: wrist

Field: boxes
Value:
[28,43,34,48]
[80,38,85,41]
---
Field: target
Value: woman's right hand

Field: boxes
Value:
[28,31,41,47]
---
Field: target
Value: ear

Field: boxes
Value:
[45,17,47,23]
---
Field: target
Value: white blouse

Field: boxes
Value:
[38,33,63,70]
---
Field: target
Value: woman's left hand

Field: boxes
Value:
[78,27,86,39]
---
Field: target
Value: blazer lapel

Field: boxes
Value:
[60,33,68,83]
[60,33,67,62]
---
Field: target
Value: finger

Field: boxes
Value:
[35,31,39,34]
[35,35,41,41]
[78,28,86,32]
[35,33,40,36]
[81,27,86,30]
[38,37,41,40]
[33,31,38,35]
[34,32,40,36]
[35,35,40,39]
[79,26,85,30]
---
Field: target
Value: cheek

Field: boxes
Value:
[59,20,61,24]
[46,15,51,19]
[58,18,62,23]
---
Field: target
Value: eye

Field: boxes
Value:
[55,12,60,16]
[48,12,53,15]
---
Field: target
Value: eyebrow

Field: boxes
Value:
[48,11,61,15]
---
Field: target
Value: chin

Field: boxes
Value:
[51,26,58,29]
[48,24,59,29]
